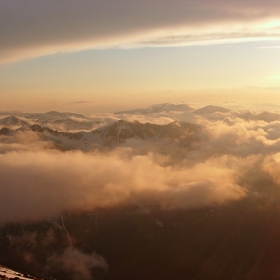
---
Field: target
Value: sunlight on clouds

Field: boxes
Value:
[136,19,280,48]
[2,103,280,223]
[3,19,280,64]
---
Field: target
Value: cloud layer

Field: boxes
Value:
[0,149,246,223]
[2,105,280,224]
[2,0,280,63]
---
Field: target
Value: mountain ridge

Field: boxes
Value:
[115,103,194,114]
[0,120,202,151]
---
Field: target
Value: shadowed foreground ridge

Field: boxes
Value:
[1,199,280,280]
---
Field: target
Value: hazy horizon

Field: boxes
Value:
[1,0,280,114]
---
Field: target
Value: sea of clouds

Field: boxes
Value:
[1,104,280,225]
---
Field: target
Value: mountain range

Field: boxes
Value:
[0,120,202,151]
[115,103,193,114]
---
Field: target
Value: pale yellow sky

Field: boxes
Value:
[1,1,280,113]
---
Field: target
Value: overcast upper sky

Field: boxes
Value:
[1,0,280,112]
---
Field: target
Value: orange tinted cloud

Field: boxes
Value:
[0,149,246,223]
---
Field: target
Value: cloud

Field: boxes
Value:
[88,114,121,128]
[257,45,280,49]
[47,247,108,280]
[88,111,197,127]
[0,148,246,224]
[67,101,93,105]
[115,114,175,125]
[0,131,54,153]
[262,153,280,186]
[3,107,280,224]
[2,0,280,63]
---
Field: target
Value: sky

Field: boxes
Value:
[1,0,280,114]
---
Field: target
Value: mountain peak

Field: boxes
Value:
[194,105,230,114]
[0,116,30,127]
[115,103,193,115]
[0,127,12,135]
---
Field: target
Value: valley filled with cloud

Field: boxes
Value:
[1,103,280,279]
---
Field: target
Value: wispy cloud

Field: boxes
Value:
[67,101,92,104]
[2,0,280,63]
[257,46,280,49]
